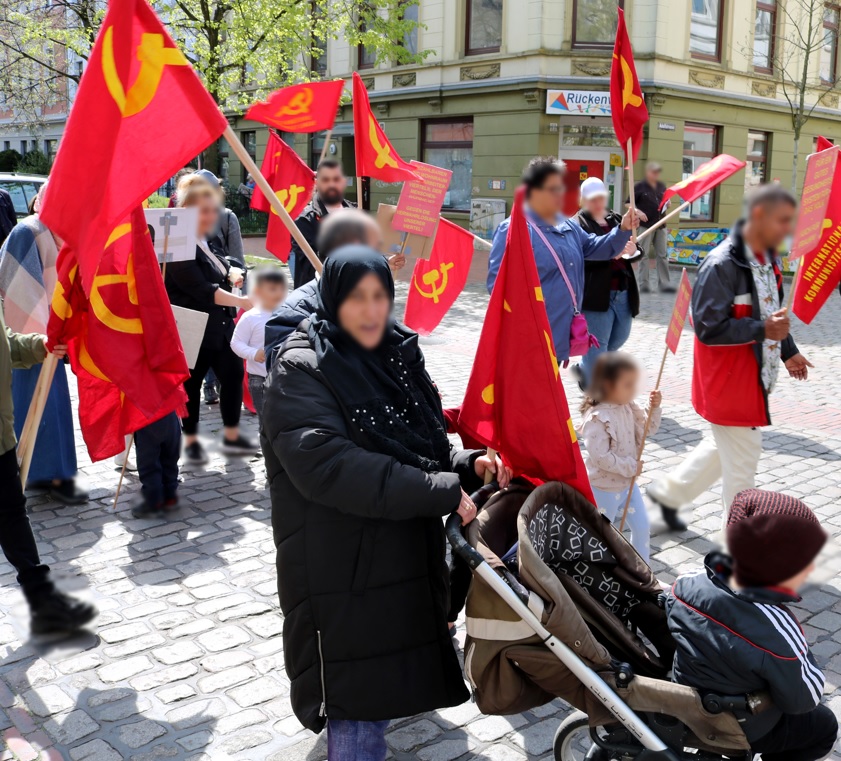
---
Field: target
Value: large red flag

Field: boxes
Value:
[251,132,316,262]
[47,208,189,460]
[39,0,227,294]
[659,154,746,210]
[458,190,594,501]
[817,135,834,152]
[404,219,475,335]
[610,8,648,163]
[352,72,421,183]
[245,80,344,133]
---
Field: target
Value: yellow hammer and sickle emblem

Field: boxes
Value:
[271,185,305,216]
[276,88,313,117]
[51,263,79,320]
[413,262,454,304]
[90,224,143,334]
[673,155,725,192]
[368,115,398,170]
[613,54,643,109]
[102,27,188,117]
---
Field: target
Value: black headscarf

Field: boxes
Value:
[308,246,452,473]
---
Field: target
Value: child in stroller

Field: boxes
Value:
[447,481,800,761]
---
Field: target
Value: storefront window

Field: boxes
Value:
[746,131,770,191]
[682,123,719,221]
[422,119,474,211]
[690,0,723,61]
[753,0,776,71]
[466,0,503,55]
[573,0,623,48]
[561,124,617,147]
[821,4,840,82]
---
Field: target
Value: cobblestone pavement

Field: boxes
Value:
[2,266,841,760]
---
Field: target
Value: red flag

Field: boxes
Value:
[352,72,421,183]
[403,219,475,335]
[245,80,344,133]
[665,269,693,354]
[817,135,834,152]
[47,208,189,461]
[458,189,594,501]
[791,147,841,323]
[39,0,227,295]
[251,132,316,262]
[659,154,746,210]
[610,8,648,164]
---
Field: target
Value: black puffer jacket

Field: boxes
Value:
[262,327,479,732]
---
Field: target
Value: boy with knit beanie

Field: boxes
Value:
[666,489,837,761]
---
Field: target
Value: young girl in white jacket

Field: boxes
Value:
[578,352,661,562]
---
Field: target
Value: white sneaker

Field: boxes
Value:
[114,450,137,471]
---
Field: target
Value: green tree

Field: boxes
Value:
[0,149,22,172]
[18,149,51,174]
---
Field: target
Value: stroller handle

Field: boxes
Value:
[445,511,485,571]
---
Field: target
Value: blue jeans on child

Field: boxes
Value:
[581,290,633,385]
[591,484,650,563]
[327,719,389,761]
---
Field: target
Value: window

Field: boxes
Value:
[821,4,840,83]
[402,0,419,56]
[241,130,256,183]
[745,131,770,191]
[466,0,502,55]
[358,7,377,70]
[573,0,623,48]
[561,124,617,147]
[19,140,27,156]
[44,139,57,162]
[310,2,327,77]
[422,119,474,211]
[753,0,776,71]
[2,141,10,151]
[682,123,719,221]
[690,0,723,61]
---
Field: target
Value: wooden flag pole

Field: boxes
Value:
[223,125,322,275]
[357,175,365,210]
[18,353,58,486]
[319,129,333,164]
[16,362,48,462]
[619,343,668,532]
[161,225,171,282]
[111,433,135,512]
[484,447,498,485]
[636,201,691,243]
[626,138,638,246]
[785,258,799,310]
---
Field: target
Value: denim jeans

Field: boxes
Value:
[591,484,650,563]
[581,290,634,385]
[248,373,266,427]
[327,719,389,761]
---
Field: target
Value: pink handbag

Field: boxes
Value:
[528,221,600,359]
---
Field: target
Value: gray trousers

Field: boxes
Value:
[638,225,670,290]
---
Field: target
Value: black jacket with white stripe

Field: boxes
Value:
[665,553,824,741]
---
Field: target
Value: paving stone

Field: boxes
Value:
[117,719,167,749]
[218,728,273,754]
[200,651,253,672]
[44,709,100,745]
[97,656,154,683]
[197,665,255,693]
[195,625,250,652]
[156,684,196,704]
[129,663,198,691]
[416,737,478,761]
[69,739,122,761]
[165,698,227,730]
[387,719,444,752]
[23,685,74,716]
[151,641,204,665]
[215,708,267,735]
[227,675,286,707]
[176,730,214,751]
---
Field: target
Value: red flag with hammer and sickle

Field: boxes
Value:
[245,80,345,133]
[352,72,421,183]
[658,154,746,210]
[458,189,594,501]
[47,207,189,461]
[610,8,648,164]
[250,132,316,262]
[404,219,475,335]
[39,0,227,295]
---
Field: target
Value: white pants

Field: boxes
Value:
[650,424,763,531]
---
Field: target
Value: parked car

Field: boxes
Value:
[0,173,47,219]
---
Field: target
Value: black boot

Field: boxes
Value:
[661,506,687,532]
[31,590,97,635]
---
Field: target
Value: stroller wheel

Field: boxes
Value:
[554,712,610,761]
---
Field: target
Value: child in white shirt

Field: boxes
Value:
[231,267,288,424]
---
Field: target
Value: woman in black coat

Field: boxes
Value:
[262,246,506,760]
[164,176,256,464]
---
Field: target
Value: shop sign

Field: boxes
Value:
[658,121,676,131]
[546,90,612,116]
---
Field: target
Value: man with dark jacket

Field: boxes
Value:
[632,162,672,293]
[666,489,837,761]
[291,159,355,289]
[648,186,813,531]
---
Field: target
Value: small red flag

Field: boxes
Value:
[458,189,594,501]
[659,154,746,210]
[817,135,834,152]
[47,208,189,461]
[251,132,316,262]
[665,269,693,354]
[39,0,227,295]
[403,219,475,335]
[352,72,421,183]
[610,8,648,164]
[245,80,344,133]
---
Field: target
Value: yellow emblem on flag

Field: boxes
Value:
[413,263,454,304]
[276,87,313,117]
[368,115,398,170]
[481,384,495,405]
[543,331,559,379]
[271,184,306,215]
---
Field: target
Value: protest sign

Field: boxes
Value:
[377,204,435,260]
[665,269,693,354]
[171,305,209,369]
[144,207,198,264]
[393,161,452,238]
[790,146,838,261]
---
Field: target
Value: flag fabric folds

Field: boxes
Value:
[47,208,189,461]
[458,190,594,501]
[659,154,746,210]
[404,219,475,335]
[245,80,345,133]
[352,72,421,183]
[39,0,227,294]
[817,135,834,152]
[251,132,316,262]
[610,8,648,164]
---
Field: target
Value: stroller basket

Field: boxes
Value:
[447,482,752,760]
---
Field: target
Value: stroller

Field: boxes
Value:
[447,481,772,761]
